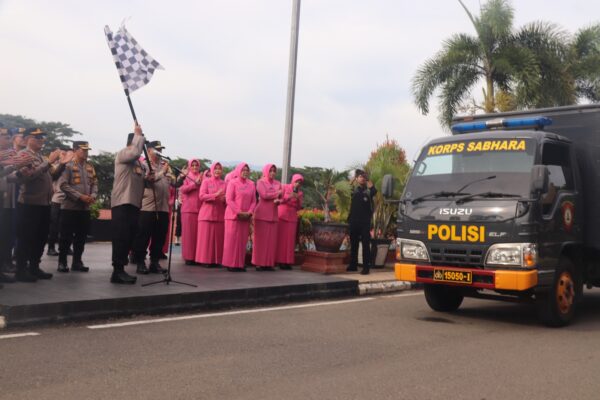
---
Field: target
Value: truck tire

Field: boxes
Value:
[424,284,464,312]
[537,259,580,327]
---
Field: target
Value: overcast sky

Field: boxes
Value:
[0,0,597,169]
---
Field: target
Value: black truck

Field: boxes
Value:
[389,104,600,326]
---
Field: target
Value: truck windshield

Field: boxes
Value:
[406,138,536,200]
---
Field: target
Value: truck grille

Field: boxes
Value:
[428,244,486,267]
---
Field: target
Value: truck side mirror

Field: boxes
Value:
[530,165,549,194]
[382,174,394,198]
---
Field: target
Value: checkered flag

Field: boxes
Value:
[104,24,164,93]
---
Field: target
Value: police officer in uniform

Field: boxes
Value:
[14,128,70,282]
[57,141,98,273]
[0,127,34,283]
[133,140,173,274]
[110,124,150,284]
[347,169,377,275]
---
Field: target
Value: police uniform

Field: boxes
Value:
[347,171,377,275]
[14,128,58,282]
[57,141,98,273]
[133,140,173,274]
[0,127,19,283]
[110,132,146,284]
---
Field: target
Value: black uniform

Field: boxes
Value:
[348,184,377,273]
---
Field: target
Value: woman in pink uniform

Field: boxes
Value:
[222,163,256,272]
[195,162,226,267]
[276,174,304,269]
[180,159,202,265]
[252,164,282,271]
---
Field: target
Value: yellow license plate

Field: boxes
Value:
[433,269,472,284]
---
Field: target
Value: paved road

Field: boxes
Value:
[2,290,600,400]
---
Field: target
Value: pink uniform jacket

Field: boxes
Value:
[180,159,202,213]
[278,173,304,222]
[224,163,256,220]
[254,163,281,222]
[198,162,226,221]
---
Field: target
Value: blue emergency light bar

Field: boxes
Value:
[451,116,553,134]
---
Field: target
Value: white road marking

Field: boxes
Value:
[383,291,424,298]
[87,297,376,330]
[0,332,40,340]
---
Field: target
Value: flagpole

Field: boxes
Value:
[124,89,153,173]
[123,88,159,221]
[281,0,301,185]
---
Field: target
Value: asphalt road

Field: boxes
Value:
[2,290,600,400]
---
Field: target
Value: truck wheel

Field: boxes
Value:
[537,260,579,327]
[424,284,464,312]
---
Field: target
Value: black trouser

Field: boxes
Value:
[16,204,50,270]
[111,204,140,269]
[59,210,90,264]
[134,211,169,263]
[349,221,372,268]
[0,208,14,267]
[47,201,61,248]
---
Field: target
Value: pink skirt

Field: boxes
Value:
[221,219,250,268]
[276,220,297,264]
[252,220,278,267]
[181,212,198,261]
[195,220,225,264]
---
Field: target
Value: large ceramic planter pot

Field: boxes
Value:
[312,222,349,253]
[371,238,393,268]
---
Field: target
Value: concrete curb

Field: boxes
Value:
[358,280,421,295]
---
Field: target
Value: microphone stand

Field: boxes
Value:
[142,154,197,288]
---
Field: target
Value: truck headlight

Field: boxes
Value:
[398,238,430,261]
[485,243,537,268]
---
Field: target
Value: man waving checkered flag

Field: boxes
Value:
[104,24,164,93]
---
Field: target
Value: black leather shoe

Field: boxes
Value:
[279,264,292,270]
[159,253,168,260]
[346,265,358,272]
[185,260,196,266]
[2,262,16,273]
[0,272,16,283]
[15,268,37,282]
[255,266,263,271]
[47,247,59,256]
[71,262,89,272]
[31,267,53,280]
[57,261,69,273]
[360,267,371,275]
[136,262,149,275]
[110,270,137,284]
[148,262,166,274]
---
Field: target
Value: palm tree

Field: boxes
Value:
[412,0,543,126]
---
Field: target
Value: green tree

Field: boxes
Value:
[412,0,548,126]
[0,114,81,150]
[364,137,410,238]
[88,152,115,208]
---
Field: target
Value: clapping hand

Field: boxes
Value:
[48,149,61,164]
[59,150,74,165]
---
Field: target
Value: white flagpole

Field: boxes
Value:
[281,0,301,184]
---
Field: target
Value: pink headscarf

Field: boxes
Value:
[261,163,276,183]
[291,173,304,185]
[209,162,222,180]
[224,164,240,183]
[235,162,249,182]
[187,159,201,180]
